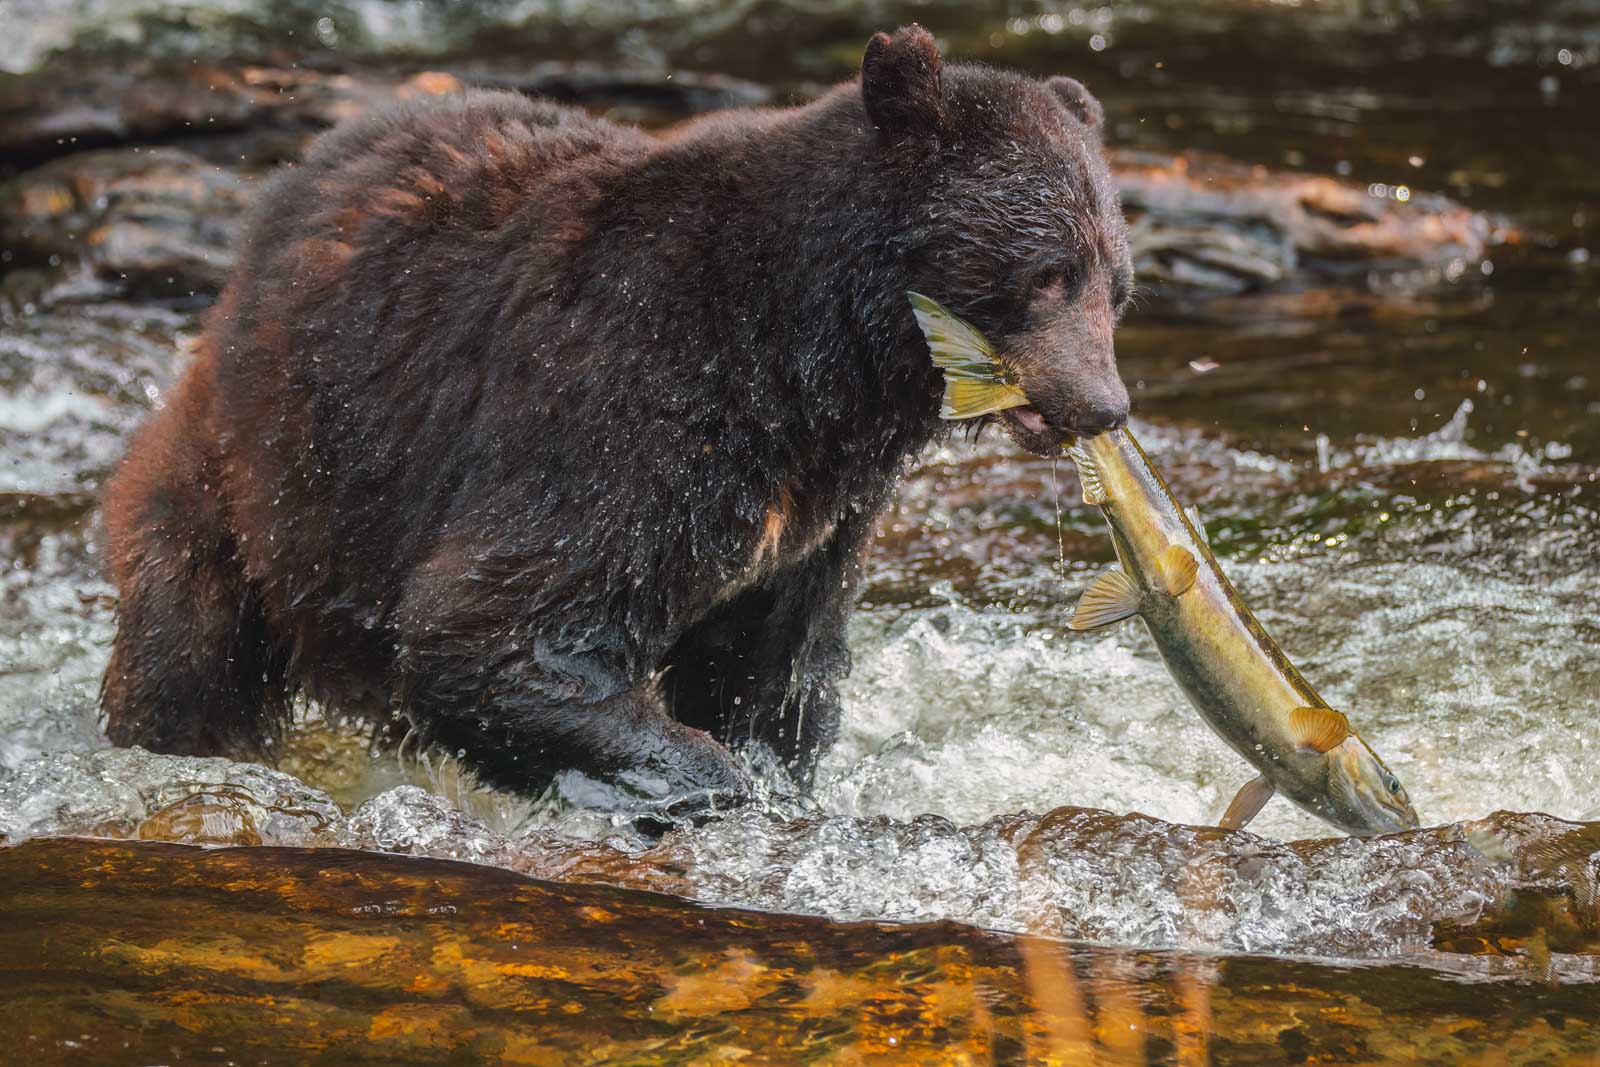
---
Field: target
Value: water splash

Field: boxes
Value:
[0,747,341,845]
[9,746,1597,963]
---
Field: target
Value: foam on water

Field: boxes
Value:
[0,526,115,769]
[11,745,1595,963]
[819,607,1228,828]
[0,747,342,844]
[0,304,183,496]
[812,544,1600,846]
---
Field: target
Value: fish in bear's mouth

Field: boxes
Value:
[907,291,1081,457]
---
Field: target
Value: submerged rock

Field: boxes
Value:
[0,146,252,297]
[447,60,770,125]
[2,61,1504,306]
[0,59,762,167]
[4,741,1595,962]
[0,62,461,165]
[1115,149,1499,295]
[651,805,1600,960]
[1,62,285,162]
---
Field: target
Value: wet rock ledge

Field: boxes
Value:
[3,835,1598,1066]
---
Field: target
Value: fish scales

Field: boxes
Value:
[1068,429,1416,835]
[1082,431,1321,769]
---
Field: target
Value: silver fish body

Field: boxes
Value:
[1068,429,1418,836]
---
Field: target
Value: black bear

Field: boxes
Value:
[101,26,1132,811]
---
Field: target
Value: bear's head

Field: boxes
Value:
[864,26,1133,455]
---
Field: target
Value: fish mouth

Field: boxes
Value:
[998,405,1074,456]
[1323,742,1422,836]
[1337,803,1419,837]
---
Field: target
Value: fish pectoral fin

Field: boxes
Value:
[1220,774,1276,830]
[940,378,1031,420]
[1288,706,1352,754]
[1157,545,1199,597]
[1067,568,1142,630]
[1185,504,1210,545]
[1065,442,1107,506]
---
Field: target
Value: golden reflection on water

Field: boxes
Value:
[1016,933,1220,1067]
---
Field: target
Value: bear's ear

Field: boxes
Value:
[861,25,946,147]
[1048,75,1105,137]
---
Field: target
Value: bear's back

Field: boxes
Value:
[237,89,648,275]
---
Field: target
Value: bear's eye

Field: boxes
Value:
[1028,265,1082,300]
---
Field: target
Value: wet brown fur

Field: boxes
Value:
[101,28,1131,808]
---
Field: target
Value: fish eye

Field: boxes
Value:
[1383,773,1402,795]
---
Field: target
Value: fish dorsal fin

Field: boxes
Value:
[1158,545,1198,597]
[1289,706,1351,753]
[1066,441,1107,506]
[1186,504,1209,545]
[1068,568,1141,630]
[907,292,1031,421]
[1219,774,1275,830]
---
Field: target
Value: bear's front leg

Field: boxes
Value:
[393,594,750,811]
[661,504,877,788]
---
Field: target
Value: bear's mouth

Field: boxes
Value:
[997,404,1072,456]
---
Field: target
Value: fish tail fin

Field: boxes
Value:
[941,378,1032,420]
[908,292,1030,421]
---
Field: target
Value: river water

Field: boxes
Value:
[2,0,1597,975]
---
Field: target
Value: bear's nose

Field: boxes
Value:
[1068,394,1129,437]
